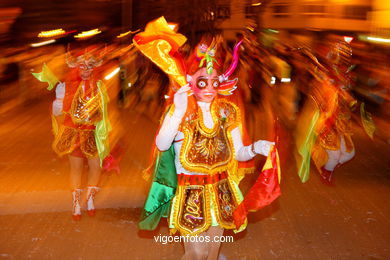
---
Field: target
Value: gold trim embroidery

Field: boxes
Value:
[172,179,244,235]
[52,126,78,156]
[211,178,241,229]
[70,81,102,125]
[179,99,242,175]
[172,185,211,236]
[197,103,219,136]
[52,125,98,158]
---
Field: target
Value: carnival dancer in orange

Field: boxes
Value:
[311,41,356,185]
[135,17,276,260]
[34,47,111,220]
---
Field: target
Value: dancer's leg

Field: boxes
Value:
[182,226,224,260]
[338,136,355,164]
[69,155,84,190]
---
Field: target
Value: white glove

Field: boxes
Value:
[55,82,66,99]
[173,84,190,118]
[254,140,275,156]
[52,99,63,116]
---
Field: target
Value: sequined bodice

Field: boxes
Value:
[182,119,232,172]
[179,100,239,175]
[70,83,102,125]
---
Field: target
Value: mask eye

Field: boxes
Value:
[212,80,219,88]
[197,79,207,89]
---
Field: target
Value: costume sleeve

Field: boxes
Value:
[52,99,63,116]
[231,127,273,160]
[52,82,66,116]
[156,109,184,151]
[253,140,273,157]
[231,127,255,161]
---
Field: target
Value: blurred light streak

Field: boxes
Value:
[270,76,276,85]
[38,29,65,37]
[281,78,291,83]
[252,2,262,6]
[117,29,140,38]
[246,26,255,32]
[267,29,279,33]
[343,36,353,43]
[127,83,132,88]
[74,29,101,39]
[31,39,56,47]
[104,67,120,80]
[164,95,170,99]
[367,36,390,43]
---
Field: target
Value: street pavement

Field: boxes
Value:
[0,97,389,259]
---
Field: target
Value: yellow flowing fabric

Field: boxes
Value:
[360,102,375,140]
[32,63,59,91]
[95,80,112,166]
[295,97,320,183]
[133,16,187,87]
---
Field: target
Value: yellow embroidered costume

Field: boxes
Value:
[170,99,247,235]
[135,17,276,238]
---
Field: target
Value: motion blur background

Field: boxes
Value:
[0,1,389,259]
[0,0,389,129]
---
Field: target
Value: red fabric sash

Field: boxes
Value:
[233,148,281,229]
[177,172,228,186]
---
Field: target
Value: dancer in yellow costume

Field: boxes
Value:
[135,17,274,259]
[311,41,356,185]
[33,46,111,220]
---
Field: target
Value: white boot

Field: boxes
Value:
[86,186,100,216]
[72,189,82,220]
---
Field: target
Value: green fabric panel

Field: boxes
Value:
[139,193,172,230]
[139,145,177,230]
[95,80,112,166]
[298,109,320,183]
[154,145,177,187]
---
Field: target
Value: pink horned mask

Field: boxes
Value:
[186,39,243,97]
[65,46,105,80]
